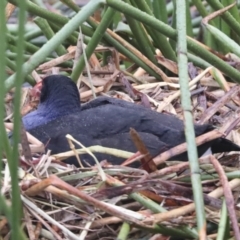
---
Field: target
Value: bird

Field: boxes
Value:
[22,74,240,167]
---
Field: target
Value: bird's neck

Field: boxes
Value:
[39,96,81,118]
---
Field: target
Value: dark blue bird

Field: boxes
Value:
[22,75,240,166]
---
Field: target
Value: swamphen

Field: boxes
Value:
[22,75,240,166]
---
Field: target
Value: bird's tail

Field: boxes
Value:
[211,138,240,154]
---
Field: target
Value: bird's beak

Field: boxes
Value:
[29,80,43,99]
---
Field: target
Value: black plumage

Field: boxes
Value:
[22,75,240,166]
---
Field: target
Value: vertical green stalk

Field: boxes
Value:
[169,0,176,50]
[125,0,156,64]
[0,0,7,218]
[145,0,151,8]
[133,0,177,62]
[176,0,206,236]
[185,0,193,37]
[9,0,28,238]
[102,6,113,66]
[191,0,217,49]
[0,2,14,229]
[217,199,230,240]
[71,6,117,82]
[152,0,167,23]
